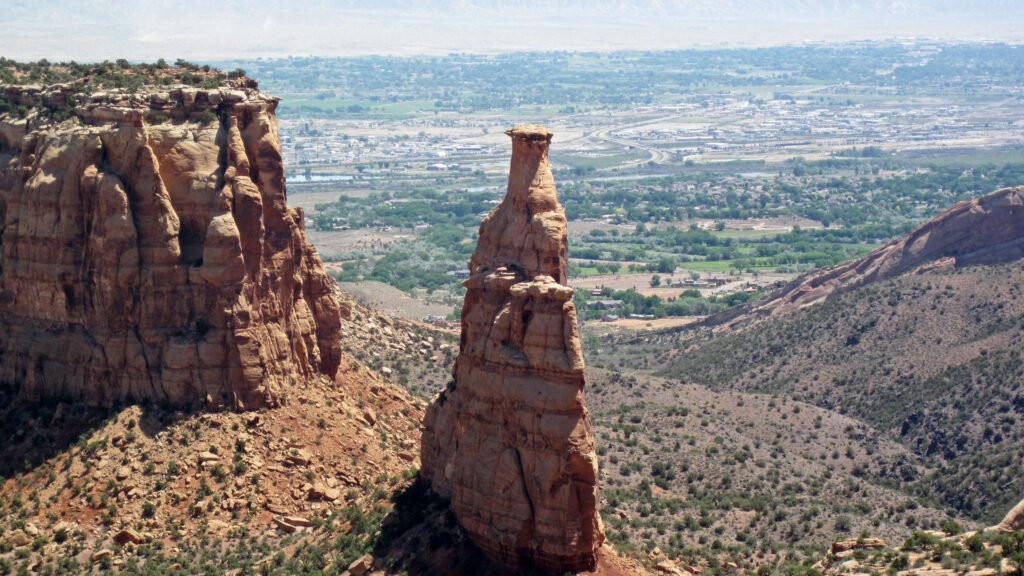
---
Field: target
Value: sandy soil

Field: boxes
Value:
[573,271,794,294]
[572,273,683,291]
[307,229,414,260]
[572,273,744,291]
[286,186,349,212]
[585,316,702,333]
[567,221,635,236]
[337,281,454,320]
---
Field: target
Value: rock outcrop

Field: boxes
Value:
[815,538,888,571]
[992,497,1024,533]
[421,125,604,572]
[704,185,1024,328]
[0,81,341,409]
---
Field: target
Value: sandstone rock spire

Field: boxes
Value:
[0,83,341,409]
[421,125,604,573]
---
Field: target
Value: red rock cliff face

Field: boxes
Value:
[0,84,341,409]
[421,125,604,573]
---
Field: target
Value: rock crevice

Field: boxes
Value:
[421,125,604,573]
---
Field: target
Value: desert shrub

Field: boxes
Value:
[902,531,940,551]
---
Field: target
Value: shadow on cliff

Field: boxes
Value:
[373,478,554,576]
[0,385,183,478]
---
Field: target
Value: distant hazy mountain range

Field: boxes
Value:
[4,0,1023,61]
[328,0,1024,17]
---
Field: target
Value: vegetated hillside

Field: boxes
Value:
[817,528,1024,576]
[332,295,968,574]
[585,369,956,572]
[624,259,1024,525]
[0,354,425,575]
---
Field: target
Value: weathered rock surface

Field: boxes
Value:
[816,537,888,571]
[0,82,341,409]
[992,496,1024,533]
[421,125,604,573]
[705,185,1024,328]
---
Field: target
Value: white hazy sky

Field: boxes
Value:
[3,0,1023,61]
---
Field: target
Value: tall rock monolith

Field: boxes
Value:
[421,125,604,573]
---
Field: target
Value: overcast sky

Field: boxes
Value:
[4,0,1023,62]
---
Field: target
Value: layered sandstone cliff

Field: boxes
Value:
[421,125,604,573]
[0,81,341,409]
[704,185,1024,328]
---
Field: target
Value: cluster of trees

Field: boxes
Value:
[560,161,1024,229]
[333,223,473,293]
[576,286,760,320]
[313,188,493,231]
[0,57,245,89]
[575,223,885,273]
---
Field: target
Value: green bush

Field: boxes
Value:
[902,531,941,551]
[940,520,962,535]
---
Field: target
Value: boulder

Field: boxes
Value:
[347,554,373,576]
[286,449,312,466]
[820,537,889,570]
[831,538,887,554]
[91,549,113,563]
[113,529,145,545]
[655,560,688,575]
[5,530,30,547]
[272,517,299,534]
[308,483,340,501]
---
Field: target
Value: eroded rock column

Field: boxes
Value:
[421,125,604,573]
